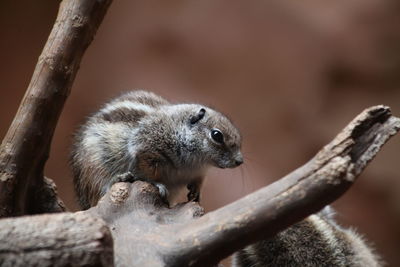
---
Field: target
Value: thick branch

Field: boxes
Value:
[0,212,113,266]
[0,0,113,217]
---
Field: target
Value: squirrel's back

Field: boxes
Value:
[233,207,382,267]
[70,91,168,208]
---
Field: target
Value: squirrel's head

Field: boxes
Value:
[186,106,243,169]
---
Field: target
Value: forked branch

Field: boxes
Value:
[1,106,398,266]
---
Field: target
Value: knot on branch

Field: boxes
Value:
[110,182,130,204]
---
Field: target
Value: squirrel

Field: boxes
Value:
[232,206,382,267]
[70,90,381,267]
[70,90,243,209]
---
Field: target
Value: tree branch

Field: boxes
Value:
[0,212,113,266]
[85,105,400,266]
[0,0,113,217]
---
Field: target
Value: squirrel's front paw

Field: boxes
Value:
[154,183,169,202]
[115,172,135,183]
[187,183,200,202]
[102,172,136,195]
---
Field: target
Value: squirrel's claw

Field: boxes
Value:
[187,183,200,202]
[115,172,135,183]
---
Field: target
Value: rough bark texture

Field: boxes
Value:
[0,0,113,217]
[0,212,113,267]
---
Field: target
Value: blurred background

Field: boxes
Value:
[1,0,400,265]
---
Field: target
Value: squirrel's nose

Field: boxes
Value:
[235,159,243,166]
[234,154,244,166]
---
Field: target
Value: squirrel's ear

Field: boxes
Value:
[190,108,206,124]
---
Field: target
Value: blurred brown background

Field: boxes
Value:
[1,0,399,265]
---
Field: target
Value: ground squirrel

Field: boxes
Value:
[233,206,382,267]
[70,90,243,209]
[70,91,382,266]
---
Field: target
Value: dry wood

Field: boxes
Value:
[0,212,113,266]
[0,0,113,217]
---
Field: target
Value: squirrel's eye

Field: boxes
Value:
[211,129,224,144]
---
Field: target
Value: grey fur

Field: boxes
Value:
[70,90,242,209]
[232,206,382,267]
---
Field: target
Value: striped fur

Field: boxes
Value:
[232,207,382,267]
[70,90,242,209]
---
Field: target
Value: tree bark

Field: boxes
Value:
[0,212,113,267]
[0,0,113,217]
